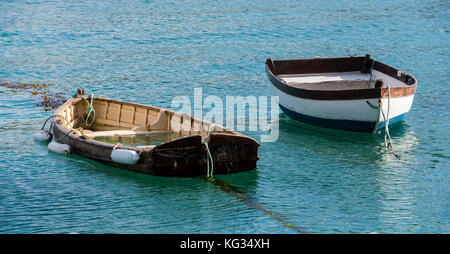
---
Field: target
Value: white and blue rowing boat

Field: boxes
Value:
[265,55,417,132]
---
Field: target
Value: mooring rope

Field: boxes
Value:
[82,94,96,127]
[380,85,400,159]
[54,129,75,142]
[202,139,214,178]
[205,177,307,233]
[41,114,68,130]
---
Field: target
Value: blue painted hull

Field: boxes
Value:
[279,104,405,133]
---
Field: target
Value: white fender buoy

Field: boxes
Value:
[111,149,140,165]
[48,141,71,154]
[33,130,52,141]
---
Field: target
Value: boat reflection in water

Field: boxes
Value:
[276,113,418,164]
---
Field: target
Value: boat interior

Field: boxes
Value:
[267,56,416,91]
[278,71,407,90]
[56,97,228,146]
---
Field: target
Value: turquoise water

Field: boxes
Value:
[0,0,449,233]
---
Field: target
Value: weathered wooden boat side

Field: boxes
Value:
[51,94,259,176]
[265,55,417,132]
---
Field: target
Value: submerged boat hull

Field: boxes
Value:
[266,55,417,132]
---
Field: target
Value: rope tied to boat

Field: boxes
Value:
[34,115,64,142]
[82,94,96,127]
[202,138,214,179]
[54,129,75,142]
[380,85,400,159]
[41,114,69,130]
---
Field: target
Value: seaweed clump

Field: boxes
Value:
[0,80,67,111]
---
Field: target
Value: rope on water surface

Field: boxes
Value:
[206,177,307,233]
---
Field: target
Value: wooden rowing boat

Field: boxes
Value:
[50,89,259,176]
[265,55,417,132]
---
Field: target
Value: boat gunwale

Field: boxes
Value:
[265,55,417,100]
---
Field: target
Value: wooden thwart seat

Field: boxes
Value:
[82,129,171,138]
